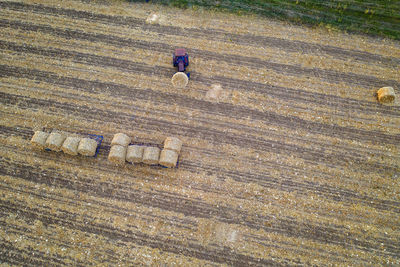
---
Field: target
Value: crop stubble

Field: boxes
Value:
[0,0,399,266]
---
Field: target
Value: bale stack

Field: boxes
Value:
[31,130,100,157]
[159,137,182,168]
[110,134,182,168]
[31,130,182,168]
[108,133,131,165]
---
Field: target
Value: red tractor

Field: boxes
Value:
[173,48,189,73]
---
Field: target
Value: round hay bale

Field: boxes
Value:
[146,13,160,24]
[108,145,127,165]
[111,133,131,147]
[142,146,160,165]
[78,138,98,157]
[159,149,178,168]
[171,72,188,88]
[164,137,182,153]
[45,131,67,152]
[126,145,144,163]
[377,87,396,103]
[61,136,81,156]
[31,131,49,149]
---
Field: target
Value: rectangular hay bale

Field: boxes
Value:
[164,137,183,153]
[31,131,49,149]
[159,149,178,168]
[108,145,127,165]
[142,146,160,165]
[78,138,98,157]
[62,136,81,156]
[45,131,67,152]
[111,133,131,147]
[126,145,144,163]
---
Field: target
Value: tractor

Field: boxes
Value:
[171,48,190,88]
[173,48,189,73]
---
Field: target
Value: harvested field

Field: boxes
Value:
[0,0,399,266]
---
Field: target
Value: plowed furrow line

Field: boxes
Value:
[0,223,150,266]
[1,65,399,149]
[0,242,65,267]
[1,1,399,66]
[0,200,287,267]
[247,235,372,266]
[2,245,101,267]
[2,156,399,258]
[1,19,399,92]
[0,143,364,235]
[0,228,88,266]
[207,75,400,118]
[5,194,196,258]
[187,161,400,214]
[2,39,399,121]
[0,182,195,232]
